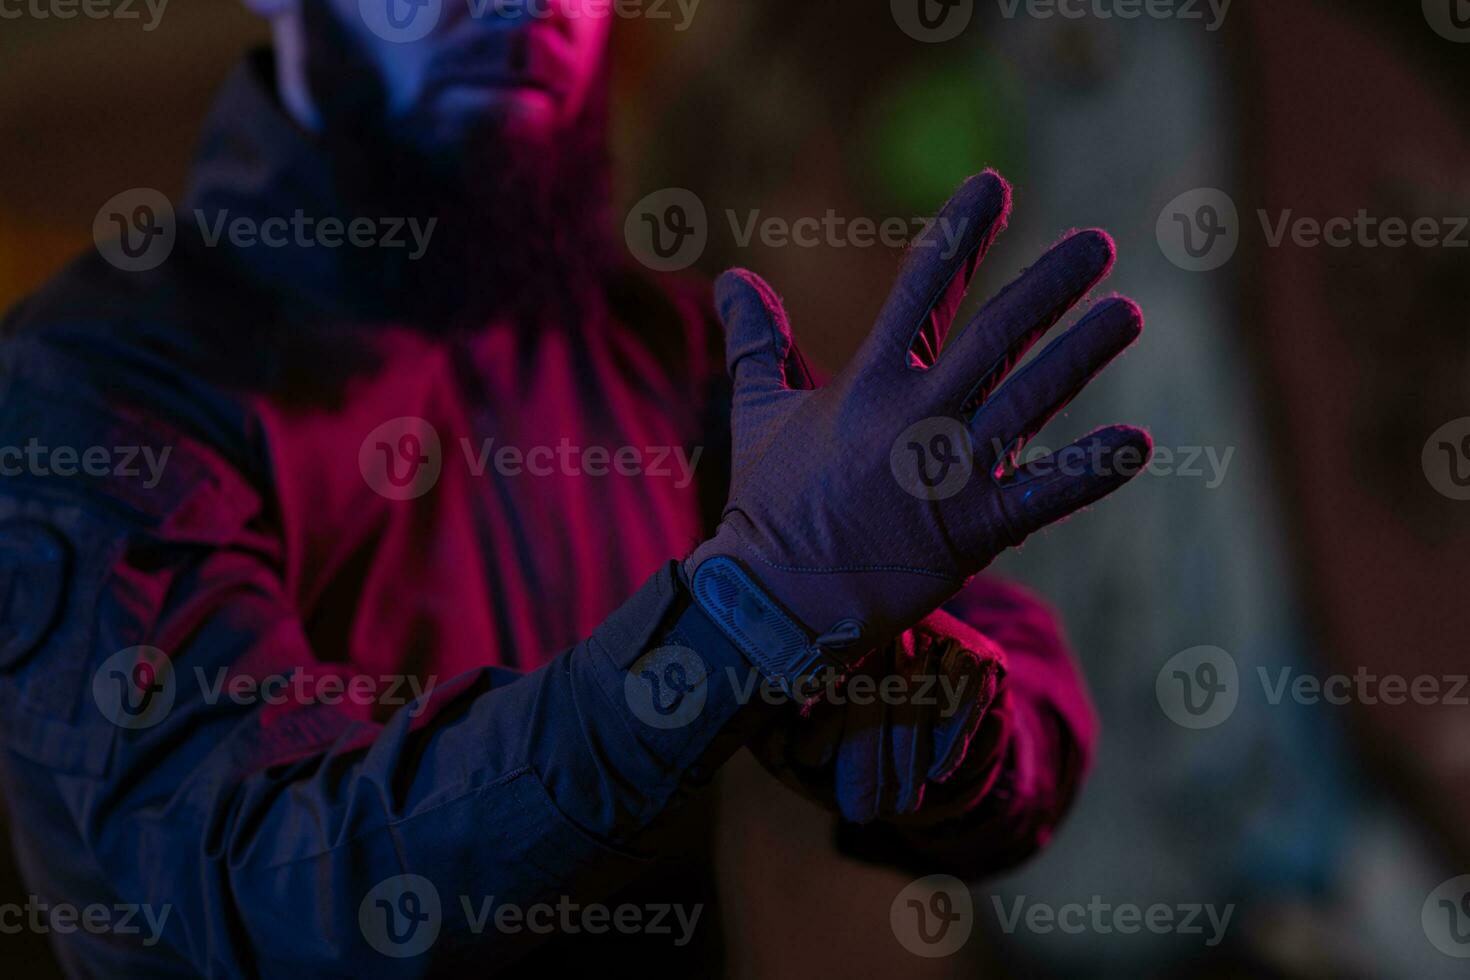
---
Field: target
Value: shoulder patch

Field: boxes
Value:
[0,520,67,670]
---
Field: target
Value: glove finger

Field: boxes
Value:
[788,699,846,771]
[934,229,1116,409]
[834,724,882,825]
[886,702,931,818]
[999,424,1152,539]
[714,268,805,396]
[833,689,886,824]
[854,171,1012,378]
[927,645,999,783]
[867,632,929,819]
[974,296,1143,453]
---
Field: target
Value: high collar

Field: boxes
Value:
[181,51,411,322]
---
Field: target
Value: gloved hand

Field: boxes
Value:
[751,608,1005,825]
[685,171,1149,698]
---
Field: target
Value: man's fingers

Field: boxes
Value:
[975,296,1143,449]
[715,268,805,396]
[999,424,1152,539]
[935,229,1116,406]
[855,171,1012,377]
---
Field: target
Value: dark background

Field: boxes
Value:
[3,1,1469,975]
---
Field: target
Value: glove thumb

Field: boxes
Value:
[715,268,812,397]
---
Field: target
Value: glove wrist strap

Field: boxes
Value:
[688,556,842,703]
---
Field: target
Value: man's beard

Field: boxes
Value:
[305,50,617,330]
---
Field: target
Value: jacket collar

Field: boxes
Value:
[181,50,410,321]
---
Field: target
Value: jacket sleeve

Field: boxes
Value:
[835,575,1099,881]
[0,381,760,976]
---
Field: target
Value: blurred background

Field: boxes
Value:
[3,0,1468,976]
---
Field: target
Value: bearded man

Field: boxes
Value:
[0,1,1150,973]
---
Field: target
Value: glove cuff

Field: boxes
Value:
[687,556,846,704]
